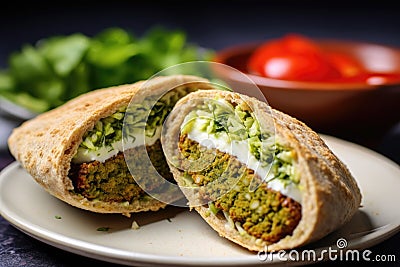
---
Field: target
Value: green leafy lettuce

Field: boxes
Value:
[0,27,214,113]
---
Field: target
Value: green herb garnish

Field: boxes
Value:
[0,27,214,113]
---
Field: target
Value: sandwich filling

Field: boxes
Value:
[178,97,302,245]
[68,86,195,204]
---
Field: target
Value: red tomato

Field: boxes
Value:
[280,34,322,55]
[260,53,341,81]
[326,52,366,78]
[247,40,285,76]
[247,33,400,84]
[248,34,340,81]
[365,72,400,85]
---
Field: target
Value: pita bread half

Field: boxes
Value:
[7,75,215,215]
[161,89,362,251]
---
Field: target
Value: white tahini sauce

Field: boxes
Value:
[73,126,161,164]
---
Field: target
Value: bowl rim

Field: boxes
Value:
[213,39,400,91]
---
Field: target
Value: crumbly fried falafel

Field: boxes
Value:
[179,135,302,243]
[69,139,173,203]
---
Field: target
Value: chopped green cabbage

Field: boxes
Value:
[79,86,193,154]
[182,97,299,187]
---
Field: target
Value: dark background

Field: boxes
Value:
[0,1,399,266]
[1,1,400,67]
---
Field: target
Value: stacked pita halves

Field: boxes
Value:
[8,75,361,251]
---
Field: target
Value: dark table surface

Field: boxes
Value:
[1,1,399,266]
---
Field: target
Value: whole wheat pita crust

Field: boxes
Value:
[8,75,214,215]
[161,89,362,251]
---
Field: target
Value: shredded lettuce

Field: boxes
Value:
[80,108,125,151]
[124,86,194,139]
[182,97,299,187]
[78,87,193,155]
[182,98,271,163]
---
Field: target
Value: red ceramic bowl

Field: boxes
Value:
[213,39,400,139]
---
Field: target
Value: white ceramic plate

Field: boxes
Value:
[0,135,399,266]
